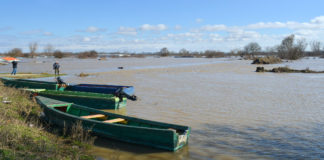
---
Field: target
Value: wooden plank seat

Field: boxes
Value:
[104,118,126,123]
[81,114,106,119]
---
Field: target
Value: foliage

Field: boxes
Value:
[204,50,225,58]
[251,56,282,64]
[78,50,98,59]
[276,34,307,60]
[53,50,65,59]
[159,47,170,57]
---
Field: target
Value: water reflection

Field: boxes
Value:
[92,136,189,160]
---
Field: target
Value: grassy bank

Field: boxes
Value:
[256,66,324,73]
[0,82,95,160]
[0,73,66,79]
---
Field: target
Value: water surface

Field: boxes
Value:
[1,57,323,159]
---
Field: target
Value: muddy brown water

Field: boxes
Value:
[1,57,324,159]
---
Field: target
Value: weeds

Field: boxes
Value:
[252,56,282,64]
[0,82,95,160]
[256,66,324,73]
[78,72,90,77]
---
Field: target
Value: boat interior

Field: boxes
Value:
[49,103,186,134]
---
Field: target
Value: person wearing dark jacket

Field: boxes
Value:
[11,60,18,75]
[53,61,60,76]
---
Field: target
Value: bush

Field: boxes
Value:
[53,50,65,58]
[7,48,23,57]
[77,50,98,59]
[252,56,282,64]
[204,50,225,58]
[159,48,169,57]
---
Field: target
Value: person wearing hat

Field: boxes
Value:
[11,60,18,75]
[53,61,60,76]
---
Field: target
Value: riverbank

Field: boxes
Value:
[0,82,95,160]
[0,73,66,79]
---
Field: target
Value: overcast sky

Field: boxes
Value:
[1,0,324,53]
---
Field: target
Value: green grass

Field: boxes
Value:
[0,73,67,79]
[0,82,95,160]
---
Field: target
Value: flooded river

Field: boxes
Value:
[1,57,324,159]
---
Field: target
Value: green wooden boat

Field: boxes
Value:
[0,77,58,90]
[36,96,190,151]
[35,90,127,110]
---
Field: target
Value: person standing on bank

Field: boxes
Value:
[11,60,18,75]
[53,61,60,76]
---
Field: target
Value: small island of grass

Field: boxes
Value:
[252,56,282,64]
[256,66,324,73]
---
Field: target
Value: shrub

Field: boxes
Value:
[78,50,98,59]
[7,48,23,57]
[252,56,282,64]
[53,50,65,58]
[204,50,225,58]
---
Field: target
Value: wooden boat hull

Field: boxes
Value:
[36,90,126,110]
[36,96,190,151]
[66,84,135,100]
[1,78,136,100]
[0,77,57,90]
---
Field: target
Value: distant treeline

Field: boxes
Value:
[1,34,324,60]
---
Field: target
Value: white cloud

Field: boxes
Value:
[82,26,106,33]
[140,24,167,31]
[310,16,324,24]
[83,37,91,42]
[117,26,137,35]
[196,18,203,23]
[200,24,227,31]
[43,32,53,36]
[246,16,324,30]
[175,25,182,30]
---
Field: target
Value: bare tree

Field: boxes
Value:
[244,42,261,57]
[8,48,23,57]
[310,41,322,56]
[159,47,169,57]
[44,44,54,56]
[179,48,189,56]
[29,42,38,58]
[277,34,307,60]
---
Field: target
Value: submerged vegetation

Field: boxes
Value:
[256,66,324,73]
[0,82,95,160]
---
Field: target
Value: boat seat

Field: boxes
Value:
[104,118,126,124]
[81,114,106,119]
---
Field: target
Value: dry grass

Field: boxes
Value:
[0,73,66,79]
[0,83,95,160]
[252,56,282,64]
[78,72,90,77]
